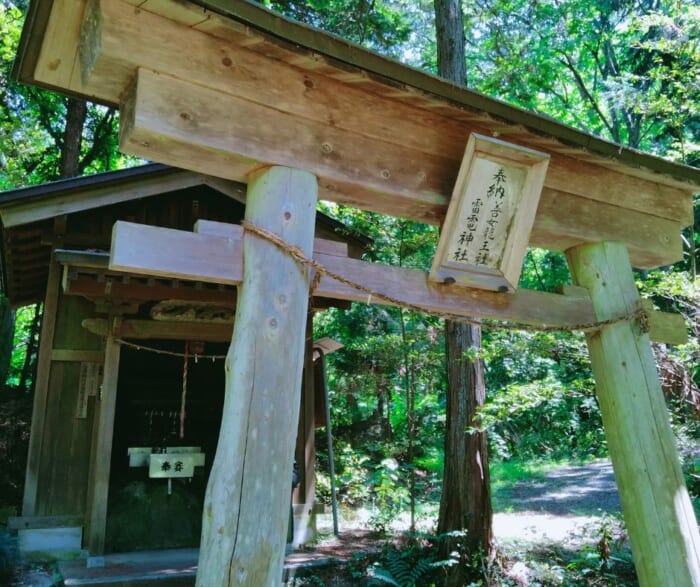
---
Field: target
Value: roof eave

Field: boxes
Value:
[193,0,700,189]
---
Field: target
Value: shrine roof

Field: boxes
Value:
[14,0,700,189]
[0,164,369,306]
[10,0,700,270]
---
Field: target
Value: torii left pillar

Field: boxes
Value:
[196,166,317,586]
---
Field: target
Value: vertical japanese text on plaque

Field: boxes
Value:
[447,161,523,268]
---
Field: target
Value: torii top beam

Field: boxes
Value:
[14,0,700,268]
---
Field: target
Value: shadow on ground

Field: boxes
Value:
[500,460,621,516]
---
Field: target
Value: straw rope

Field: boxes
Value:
[240,220,649,335]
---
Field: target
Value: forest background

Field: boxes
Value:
[0,0,698,584]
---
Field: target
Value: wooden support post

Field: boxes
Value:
[292,315,316,546]
[85,318,121,563]
[196,166,317,587]
[567,242,700,587]
[22,259,61,516]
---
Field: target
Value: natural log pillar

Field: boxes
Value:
[567,242,700,587]
[196,166,317,587]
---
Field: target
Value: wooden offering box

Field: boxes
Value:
[430,134,549,292]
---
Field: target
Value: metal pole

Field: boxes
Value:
[318,350,339,536]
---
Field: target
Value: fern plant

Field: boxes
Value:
[367,542,447,587]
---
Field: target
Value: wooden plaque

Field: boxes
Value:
[430,134,549,292]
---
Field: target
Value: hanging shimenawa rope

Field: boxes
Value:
[240,220,650,335]
[180,341,189,439]
[117,338,227,359]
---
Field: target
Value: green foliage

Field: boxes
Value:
[479,376,606,461]
[461,0,700,158]
[0,388,31,509]
[363,534,458,587]
[368,545,437,586]
[490,459,550,498]
[540,515,636,586]
[7,304,39,391]
[1,4,128,190]
[262,0,413,56]
[367,458,410,535]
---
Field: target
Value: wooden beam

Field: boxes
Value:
[642,300,688,346]
[64,272,238,305]
[199,176,247,205]
[120,67,451,223]
[50,349,104,362]
[195,219,349,257]
[22,259,61,516]
[110,220,682,343]
[32,0,85,91]
[531,190,681,269]
[119,67,683,268]
[85,318,121,561]
[197,166,317,585]
[82,317,233,342]
[8,515,84,531]
[560,285,687,345]
[111,219,244,285]
[79,0,693,225]
[567,242,700,587]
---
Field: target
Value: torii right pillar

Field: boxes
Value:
[567,241,700,586]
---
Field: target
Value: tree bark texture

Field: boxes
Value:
[438,323,492,555]
[434,0,467,85]
[60,97,87,178]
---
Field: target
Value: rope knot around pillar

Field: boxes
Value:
[241,220,327,296]
[637,304,651,334]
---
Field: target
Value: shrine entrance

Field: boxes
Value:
[106,341,226,552]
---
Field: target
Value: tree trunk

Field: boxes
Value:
[434,0,467,85]
[60,98,87,178]
[434,0,493,581]
[438,323,492,570]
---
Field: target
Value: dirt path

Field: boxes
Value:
[311,459,623,551]
[494,459,622,544]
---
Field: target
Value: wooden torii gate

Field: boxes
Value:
[14,0,700,585]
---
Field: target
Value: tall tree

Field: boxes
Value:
[433,1,493,582]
